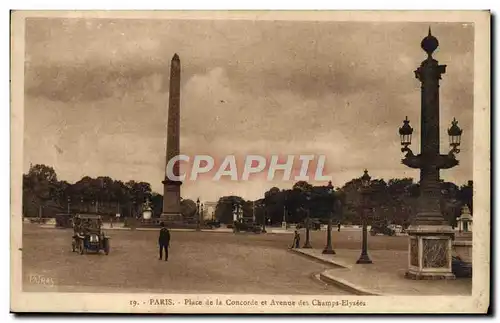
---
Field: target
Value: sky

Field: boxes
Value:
[23,18,474,202]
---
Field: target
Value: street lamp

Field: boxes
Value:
[399,116,413,153]
[356,169,373,264]
[262,209,267,233]
[400,29,463,280]
[282,195,287,230]
[448,118,463,154]
[302,192,312,249]
[201,203,204,228]
[261,197,268,234]
[322,181,335,254]
[129,199,134,218]
[196,198,201,231]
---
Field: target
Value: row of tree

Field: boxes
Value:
[22,163,473,227]
[214,178,473,227]
[23,164,202,220]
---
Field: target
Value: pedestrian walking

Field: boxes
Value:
[337,221,341,232]
[158,222,170,261]
[290,230,300,249]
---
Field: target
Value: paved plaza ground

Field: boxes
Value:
[21,224,470,295]
[22,224,355,294]
[293,248,472,295]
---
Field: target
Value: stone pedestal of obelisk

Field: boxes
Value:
[161,53,183,223]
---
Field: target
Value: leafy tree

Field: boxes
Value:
[458,180,473,213]
[215,196,235,224]
[151,192,163,217]
[263,187,282,224]
[283,188,304,223]
[292,181,313,192]
[252,198,266,224]
[214,195,248,223]
[23,164,60,217]
[26,164,58,201]
[21,163,472,228]
[180,199,197,219]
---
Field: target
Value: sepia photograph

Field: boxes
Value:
[10,10,490,313]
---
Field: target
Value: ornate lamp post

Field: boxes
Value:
[262,209,267,233]
[322,181,335,254]
[201,203,204,227]
[356,170,373,264]
[196,198,201,231]
[261,197,268,234]
[80,197,84,213]
[399,29,463,280]
[302,192,312,249]
[282,197,287,230]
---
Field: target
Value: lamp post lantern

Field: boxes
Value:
[302,192,312,249]
[356,170,373,264]
[322,181,336,254]
[448,118,463,154]
[196,198,201,231]
[400,28,462,280]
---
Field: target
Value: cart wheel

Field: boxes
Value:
[103,239,110,255]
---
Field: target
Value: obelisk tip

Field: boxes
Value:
[172,53,180,61]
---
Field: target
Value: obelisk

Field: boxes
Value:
[161,53,182,222]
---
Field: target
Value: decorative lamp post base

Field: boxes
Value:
[303,228,312,248]
[356,254,373,264]
[406,224,456,280]
[322,248,336,255]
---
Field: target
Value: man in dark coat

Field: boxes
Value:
[158,222,170,261]
[291,230,300,249]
